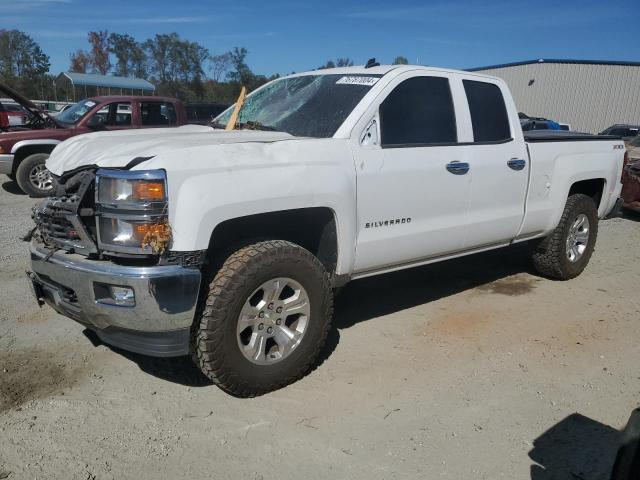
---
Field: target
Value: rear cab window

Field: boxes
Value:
[463,79,511,143]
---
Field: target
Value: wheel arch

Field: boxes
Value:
[568,178,606,210]
[11,140,60,176]
[206,207,340,277]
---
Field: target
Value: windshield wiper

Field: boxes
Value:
[236,121,280,132]
[209,120,279,132]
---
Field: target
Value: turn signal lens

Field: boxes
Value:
[132,181,165,201]
[96,170,167,204]
[134,222,170,238]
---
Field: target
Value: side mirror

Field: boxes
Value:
[86,115,105,130]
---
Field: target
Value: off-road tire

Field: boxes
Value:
[16,153,55,197]
[531,194,598,280]
[193,240,333,397]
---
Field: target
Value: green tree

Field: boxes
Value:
[69,50,90,73]
[318,58,354,69]
[393,56,409,65]
[227,47,252,84]
[87,30,111,74]
[109,33,146,77]
[209,52,232,82]
[335,58,354,67]
[145,33,179,83]
[0,29,51,98]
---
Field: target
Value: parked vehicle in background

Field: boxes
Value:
[621,158,640,213]
[52,104,74,116]
[2,102,30,126]
[0,81,187,196]
[621,136,640,213]
[599,124,640,142]
[626,135,640,161]
[0,102,17,130]
[185,102,229,125]
[28,64,624,397]
[519,112,570,131]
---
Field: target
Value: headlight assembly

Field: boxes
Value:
[95,169,171,255]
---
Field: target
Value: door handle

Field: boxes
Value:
[507,158,526,171]
[446,161,470,175]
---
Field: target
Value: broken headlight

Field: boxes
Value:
[95,169,171,255]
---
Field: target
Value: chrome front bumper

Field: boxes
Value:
[0,154,14,175]
[29,242,201,356]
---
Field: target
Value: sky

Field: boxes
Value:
[3,0,639,77]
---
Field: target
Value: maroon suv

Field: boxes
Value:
[0,83,187,196]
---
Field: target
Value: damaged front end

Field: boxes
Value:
[29,168,99,255]
[26,167,203,358]
[30,167,174,261]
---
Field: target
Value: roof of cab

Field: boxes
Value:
[287,64,502,82]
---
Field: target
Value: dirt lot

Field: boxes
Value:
[0,180,638,480]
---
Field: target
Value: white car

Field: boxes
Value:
[29,64,624,396]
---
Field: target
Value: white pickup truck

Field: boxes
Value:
[28,65,624,397]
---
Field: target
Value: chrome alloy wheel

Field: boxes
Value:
[29,163,54,191]
[237,277,310,365]
[566,213,590,263]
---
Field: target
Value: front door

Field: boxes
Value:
[353,74,472,273]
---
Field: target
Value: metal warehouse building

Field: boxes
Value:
[468,59,640,134]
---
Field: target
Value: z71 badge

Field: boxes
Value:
[365,218,411,228]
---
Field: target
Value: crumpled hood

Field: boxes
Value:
[46,125,297,175]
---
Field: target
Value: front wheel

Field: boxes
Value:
[193,240,333,397]
[16,153,56,197]
[531,194,598,280]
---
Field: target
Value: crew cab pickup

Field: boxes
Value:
[0,81,187,196]
[27,65,624,397]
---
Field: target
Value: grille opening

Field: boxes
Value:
[33,169,98,252]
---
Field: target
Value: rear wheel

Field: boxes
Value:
[193,240,333,397]
[531,194,598,280]
[16,153,56,197]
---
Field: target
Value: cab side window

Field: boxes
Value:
[141,101,177,126]
[94,102,131,127]
[380,76,457,147]
[463,80,511,142]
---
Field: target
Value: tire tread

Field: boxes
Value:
[531,194,598,280]
[194,240,333,397]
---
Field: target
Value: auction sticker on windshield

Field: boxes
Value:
[336,76,379,86]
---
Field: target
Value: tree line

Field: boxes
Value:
[0,28,411,104]
[70,30,277,103]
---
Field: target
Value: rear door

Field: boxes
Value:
[461,78,529,246]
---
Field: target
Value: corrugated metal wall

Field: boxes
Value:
[474,62,640,133]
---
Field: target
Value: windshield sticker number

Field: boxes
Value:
[336,76,379,86]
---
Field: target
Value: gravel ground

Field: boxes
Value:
[0,179,639,480]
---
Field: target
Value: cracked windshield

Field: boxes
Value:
[216,74,381,137]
